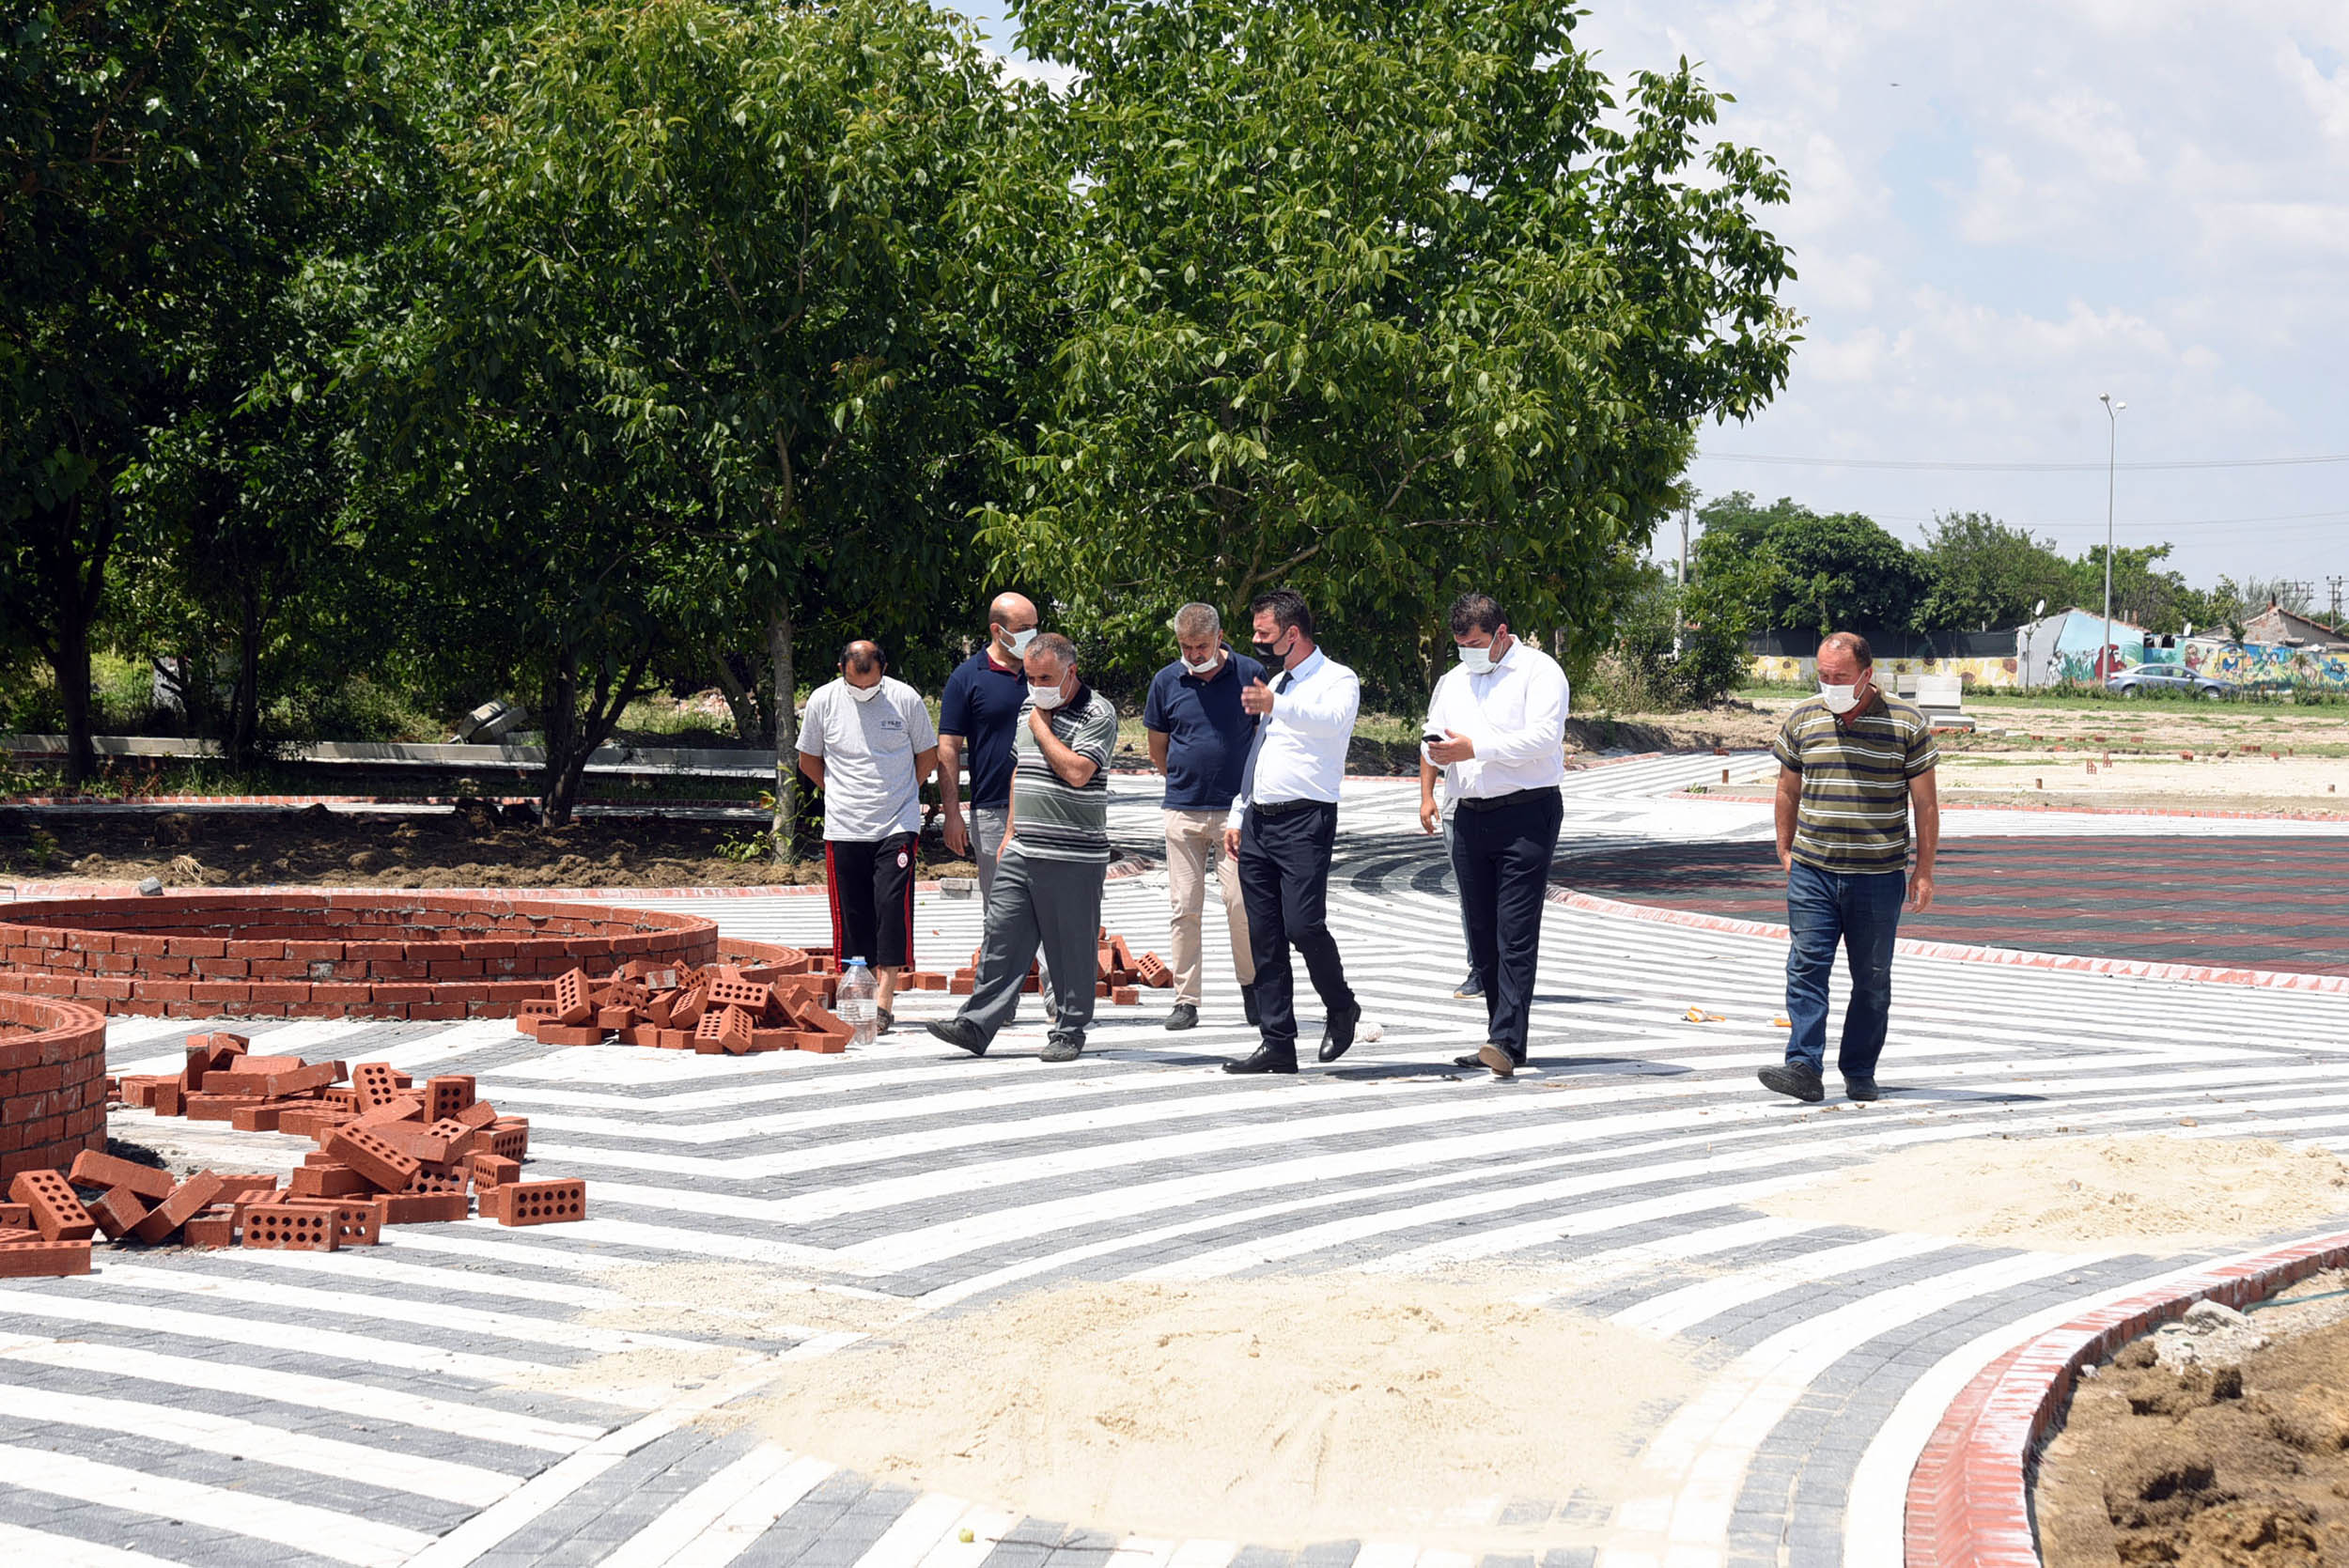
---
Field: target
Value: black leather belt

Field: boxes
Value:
[1456,787,1557,814]
[1252,798,1332,818]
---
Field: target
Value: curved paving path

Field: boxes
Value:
[3,755,2348,1568]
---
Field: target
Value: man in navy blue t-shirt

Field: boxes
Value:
[1142,602,1264,1030]
[940,592,1041,916]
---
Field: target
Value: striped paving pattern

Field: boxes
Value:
[3,770,2348,1568]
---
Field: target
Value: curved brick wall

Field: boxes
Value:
[0,994,107,1181]
[0,893,719,1020]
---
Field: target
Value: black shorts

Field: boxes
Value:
[826,833,917,969]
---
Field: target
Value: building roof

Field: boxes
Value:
[2242,602,2349,648]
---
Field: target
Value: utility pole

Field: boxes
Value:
[2329,576,2344,625]
[1673,501,1690,657]
[2099,394,2124,680]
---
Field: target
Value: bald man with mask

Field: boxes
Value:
[940,593,1041,913]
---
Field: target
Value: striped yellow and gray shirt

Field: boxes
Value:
[1005,685,1119,863]
[1772,693,1938,876]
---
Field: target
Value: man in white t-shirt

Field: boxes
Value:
[797,641,939,1029]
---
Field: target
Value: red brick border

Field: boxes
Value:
[1904,1229,2349,1567]
[0,893,720,1020]
[0,993,107,1182]
[1549,889,2349,995]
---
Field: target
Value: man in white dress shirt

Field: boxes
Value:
[1221,589,1361,1074]
[1418,594,1567,1078]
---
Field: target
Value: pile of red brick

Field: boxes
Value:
[946,930,1176,1003]
[516,959,856,1053]
[0,1032,589,1278]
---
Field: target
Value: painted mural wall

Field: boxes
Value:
[1750,620,2349,692]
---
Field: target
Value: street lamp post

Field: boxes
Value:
[2100,393,2125,683]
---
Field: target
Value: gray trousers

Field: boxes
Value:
[973,805,1055,1008]
[957,847,1104,1043]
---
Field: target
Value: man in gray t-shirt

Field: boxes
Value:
[798,642,939,1025]
[927,633,1117,1064]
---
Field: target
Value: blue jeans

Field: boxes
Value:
[1784,862,1906,1079]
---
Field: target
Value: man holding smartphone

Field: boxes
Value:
[1419,594,1568,1078]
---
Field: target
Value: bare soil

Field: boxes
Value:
[2036,1272,2349,1567]
[0,804,978,890]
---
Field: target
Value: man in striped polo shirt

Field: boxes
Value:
[1760,631,1941,1104]
[928,633,1120,1063]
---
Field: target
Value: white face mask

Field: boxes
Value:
[1027,681,1068,710]
[847,680,883,704]
[1457,643,1495,674]
[1181,650,1221,676]
[1819,681,1860,715]
[999,626,1037,658]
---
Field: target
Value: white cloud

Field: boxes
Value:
[1567,0,2349,578]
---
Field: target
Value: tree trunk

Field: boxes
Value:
[231,582,262,771]
[54,618,95,789]
[768,607,797,862]
[537,651,581,828]
[710,649,770,744]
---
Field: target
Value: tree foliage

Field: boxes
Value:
[1691,492,1924,635]
[982,0,1798,691]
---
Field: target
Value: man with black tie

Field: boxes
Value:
[1221,589,1362,1075]
[1418,594,1568,1078]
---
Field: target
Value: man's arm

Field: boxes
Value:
[1028,707,1100,787]
[1470,661,1569,764]
[1147,729,1169,774]
[1268,664,1360,737]
[1774,765,1800,871]
[913,745,939,788]
[935,734,967,852]
[1419,755,1441,834]
[798,750,826,792]
[1907,768,1939,912]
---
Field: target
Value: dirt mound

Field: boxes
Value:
[1755,1134,2349,1250]
[2038,1276,2349,1566]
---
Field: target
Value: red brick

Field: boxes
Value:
[241,1204,339,1250]
[468,1153,521,1188]
[180,1208,237,1248]
[350,1061,401,1112]
[86,1185,151,1241]
[493,1178,585,1227]
[212,1174,279,1201]
[8,1170,97,1240]
[0,1239,92,1277]
[552,968,594,1025]
[324,1126,421,1193]
[69,1150,176,1202]
[381,1191,468,1225]
[227,1103,284,1133]
[131,1170,226,1244]
[289,1164,370,1199]
[356,1094,425,1126]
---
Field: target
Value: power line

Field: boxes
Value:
[1699,451,2349,474]
[1864,506,2349,532]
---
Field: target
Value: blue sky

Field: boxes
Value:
[960,4,2349,601]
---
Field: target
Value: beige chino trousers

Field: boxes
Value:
[1162,808,1255,1004]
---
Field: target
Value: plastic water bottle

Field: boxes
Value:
[836,958,879,1048]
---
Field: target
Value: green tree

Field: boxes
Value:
[1,0,380,783]
[1911,511,2073,632]
[983,0,1798,685]
[364,0,1015,831]
[1691,491,1924,634]
[2069,543,2200,634]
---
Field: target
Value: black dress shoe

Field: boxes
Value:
[1477,1043,1522,1079]
[1843,1076,1881,1101]
[1452,1053,1486,1070]
[1241,985,1260,1028]
[926,1017,988,1056]
[1222,1043,1299,1075]
[1758,1063,1825,1102]
[1163,1003,1199,1032]
[1453,971,1484,999]
[1316,999,1361,1063]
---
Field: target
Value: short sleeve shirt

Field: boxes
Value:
[797,676,937,841]
[1141,651,1264,812]
[1006,685,1120,863]
[938,650,1030,811]
[1772,692,1938,875]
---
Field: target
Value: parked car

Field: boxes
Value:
[2106,663,2229,699]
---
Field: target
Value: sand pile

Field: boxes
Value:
[730,1274,1696,1547]
[1758,1134,2349,1250]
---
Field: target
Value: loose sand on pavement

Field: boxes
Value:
[540,1271,1699,1548]
[1757,1133,2349,1250]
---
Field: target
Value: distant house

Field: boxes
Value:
[2014,607,2148,686]
[2240,599,2349,651]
